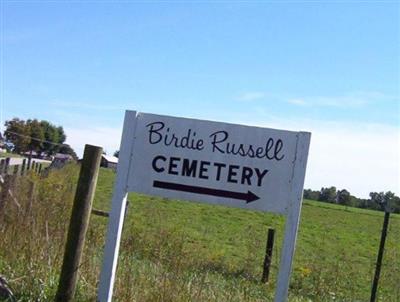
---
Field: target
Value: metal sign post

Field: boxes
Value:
[98,110,311,302]
[370,211,391,302]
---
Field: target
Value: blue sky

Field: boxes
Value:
[1,1,399,197]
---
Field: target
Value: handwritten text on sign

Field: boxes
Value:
[127,113,300,214]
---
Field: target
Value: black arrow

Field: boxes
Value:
[153,180,259,203]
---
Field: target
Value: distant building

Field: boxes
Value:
[23,151,40,158]
[101,154,118,170]
[50,153,74,169]
[54,153,74,161]
[23,151,51,159]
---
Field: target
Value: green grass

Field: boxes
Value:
[93,168,400,301]
[0,165,399,301]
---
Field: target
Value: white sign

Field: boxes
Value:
[129,113,300,214]
[98,111,311,302]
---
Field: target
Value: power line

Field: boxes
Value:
[3,130,71,147]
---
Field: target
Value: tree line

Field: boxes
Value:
[304,187,400,214]
[2,118,77,159]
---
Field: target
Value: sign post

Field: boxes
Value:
[98,111,311,302]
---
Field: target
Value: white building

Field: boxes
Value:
[101,155,118,170]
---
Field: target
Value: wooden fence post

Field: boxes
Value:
[0,159,4,175]
[4,158,10,175]
[55,144,102,302]
[261,228,275,283]
[21,159,26,176]
[27,155,32,171]
[13,165,19,175]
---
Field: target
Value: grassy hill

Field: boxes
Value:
[95,168,400,302]
[0,165,399,301]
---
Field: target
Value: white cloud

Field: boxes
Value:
[243,118,400,198]
[287,95,367,108]
[306,125,399,198]
[286,91,398,108]
[235,90,398,108]
[236,92,266,101]
[65,126,122,157]
[287,98,308,106]
[312,96,368,107]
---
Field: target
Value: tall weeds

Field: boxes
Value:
[0,165,76,301]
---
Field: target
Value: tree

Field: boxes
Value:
[303,189,319,201]
[369,192,387,211]
[40,122,66,156]
[4,118,30,153]
[3,117,75,158]
[113,150,119,158]
[40,120,59,155]
[27,119,45,154]
[369,191,398,212]
[336,189,351,206]
[57,126,66,145]
[307,187,400,213]
[391,195,400,214]
[319,186,337,203]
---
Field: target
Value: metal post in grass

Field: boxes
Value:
[370,210,391,302]
[55,144,103,302]
[261,228,275,283]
